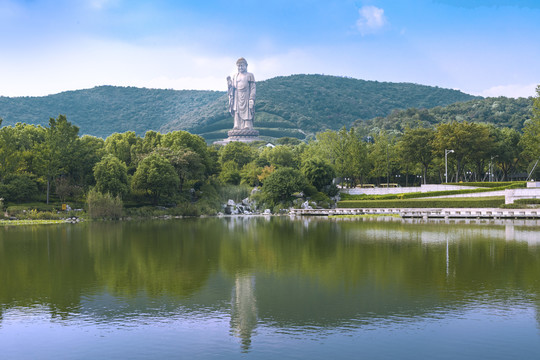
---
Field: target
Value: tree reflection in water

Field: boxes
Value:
[1,217,540,354]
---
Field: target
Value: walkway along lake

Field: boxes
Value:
[1,216,540,359]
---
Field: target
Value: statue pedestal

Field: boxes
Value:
[214,128,260,145]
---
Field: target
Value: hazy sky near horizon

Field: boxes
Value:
[0,0,539,98]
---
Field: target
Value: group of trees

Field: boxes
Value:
[1,86,539,211]
[0,115,338,210]
[315,86,540,186]
[0,115,217,207]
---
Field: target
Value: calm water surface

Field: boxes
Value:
[1,216,540,359]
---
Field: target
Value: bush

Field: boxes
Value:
[86,188,123,219]
[448,181,526,188]
[514,198,540,204]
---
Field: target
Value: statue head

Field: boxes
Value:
[236,58,248,73]
[236,57,248,66]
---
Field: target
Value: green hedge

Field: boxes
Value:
[514,198,540,204]
[341,182,524,201]
[447,181,526,188]
[338,196,505,208]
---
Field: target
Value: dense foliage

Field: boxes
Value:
[0,86,223,138]
[0,86,539,215]
[355,96,533,133]
[166,74,478,142]
[1,75,477,142]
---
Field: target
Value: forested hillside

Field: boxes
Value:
[164,74,479,142]
[355,96,534,134]
[0,86,223,138]
[0,75,478,141]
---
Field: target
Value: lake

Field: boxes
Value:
[1,216,540,359]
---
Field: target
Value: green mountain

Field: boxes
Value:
[0,86,223,138]
[0,75,479,141]
[354,96,534,134]
[163,74,480,141]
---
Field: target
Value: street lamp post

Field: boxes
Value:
[445,149,454,184]
[489,155,498,182]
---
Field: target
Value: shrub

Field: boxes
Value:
[448,181,526,188]
[514,198,540,204]
[86,188,123,219]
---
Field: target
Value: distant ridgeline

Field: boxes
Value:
[0,74,508,141]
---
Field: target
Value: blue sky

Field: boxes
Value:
[0,0,539,97]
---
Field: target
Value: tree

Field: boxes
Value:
[0,126,25,180]
[520,85,540,167]
[260,167,308,207]
[240,161,263,187]
[398,127,435,184]
[219,141,255,168]
[161,131,217,177]
[492,127,522,181]
[301,158,335,191]
[55,176,83,202]
[154,147,204,192]
[219,160,241,185]
[313,127,368,187]
[259,145,300,169]
[34,115,80,204]
[433,121,492,182]
[93,154,129,198]
[0,173,39,203]
[131,153,179,204]
[368,131,400,185]
[77,135,106,187]
[104,131,141,173]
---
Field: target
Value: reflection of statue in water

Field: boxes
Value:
[227,58,256,130]
[230,274,258,352]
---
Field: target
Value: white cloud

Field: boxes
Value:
[479,83,538,98]
[356,5,388,35]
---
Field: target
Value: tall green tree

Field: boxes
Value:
[368,131,400,185]
[131,153,179,204]
[398,127,435,184]
[154,147,204,192]
[301,158,335,192]
[219,141,255,169]
[433,121,493,182]
[161,131,217,177]
[93,154,129,198]
[258,145,300,169]
[34,115,80,204]
[492,127,522,181]
[0,126,25,180]
[260,167,308,207]
[520,85,540,177]
[313,127,368,186]
[76,135,106,187]
[104,131,141,173]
